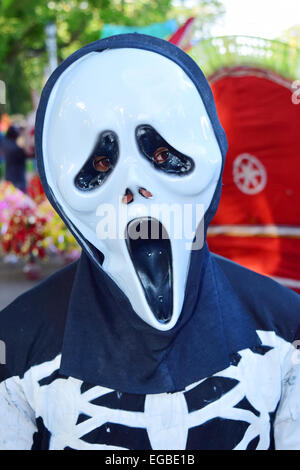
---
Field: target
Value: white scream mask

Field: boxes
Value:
[42,48,222,331]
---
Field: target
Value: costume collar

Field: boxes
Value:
[59,245,261,394]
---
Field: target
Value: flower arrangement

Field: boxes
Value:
[0,181,35,235]
[27,174,45,204]
[0,180,80,264]
[43,208,80,260]
[38,199,80,258]
[1,206,47,259]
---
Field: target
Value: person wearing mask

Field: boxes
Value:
[0,35,299,451]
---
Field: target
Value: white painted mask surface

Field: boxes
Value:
[42,48,222,330]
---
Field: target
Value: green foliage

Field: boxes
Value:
[191,35,300,81]
[279,24,300,49]
[172,0,224,38]
[0,0,224,115]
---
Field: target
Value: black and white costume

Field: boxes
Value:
[1,35,300,450]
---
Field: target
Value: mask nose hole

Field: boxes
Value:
[139,187,153,199]
[122,188,133,204]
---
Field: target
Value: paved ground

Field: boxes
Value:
[0,257,63,310]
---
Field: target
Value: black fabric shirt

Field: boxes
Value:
[0,253,300,450]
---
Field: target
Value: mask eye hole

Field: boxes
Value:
[75,130,118,191]
[136,125,194,176]
[93,156,111,172]
[153,147,169,164]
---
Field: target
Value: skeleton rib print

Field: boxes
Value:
[3,330,292,450]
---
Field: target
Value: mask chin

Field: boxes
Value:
[126,217,173,325]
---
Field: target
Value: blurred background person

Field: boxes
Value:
[2,125,27,192]
[0,129,4,161]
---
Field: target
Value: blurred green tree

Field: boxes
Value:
[172,0,224,39]
[0,0,224,115]
[280,25,300,49]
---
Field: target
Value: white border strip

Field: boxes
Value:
[271,276,300,289]
[209,66,294,90]
[207,225,300,237]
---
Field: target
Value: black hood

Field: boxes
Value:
[35,34,236,394]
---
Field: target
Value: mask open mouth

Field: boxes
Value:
[126,217,173,324]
